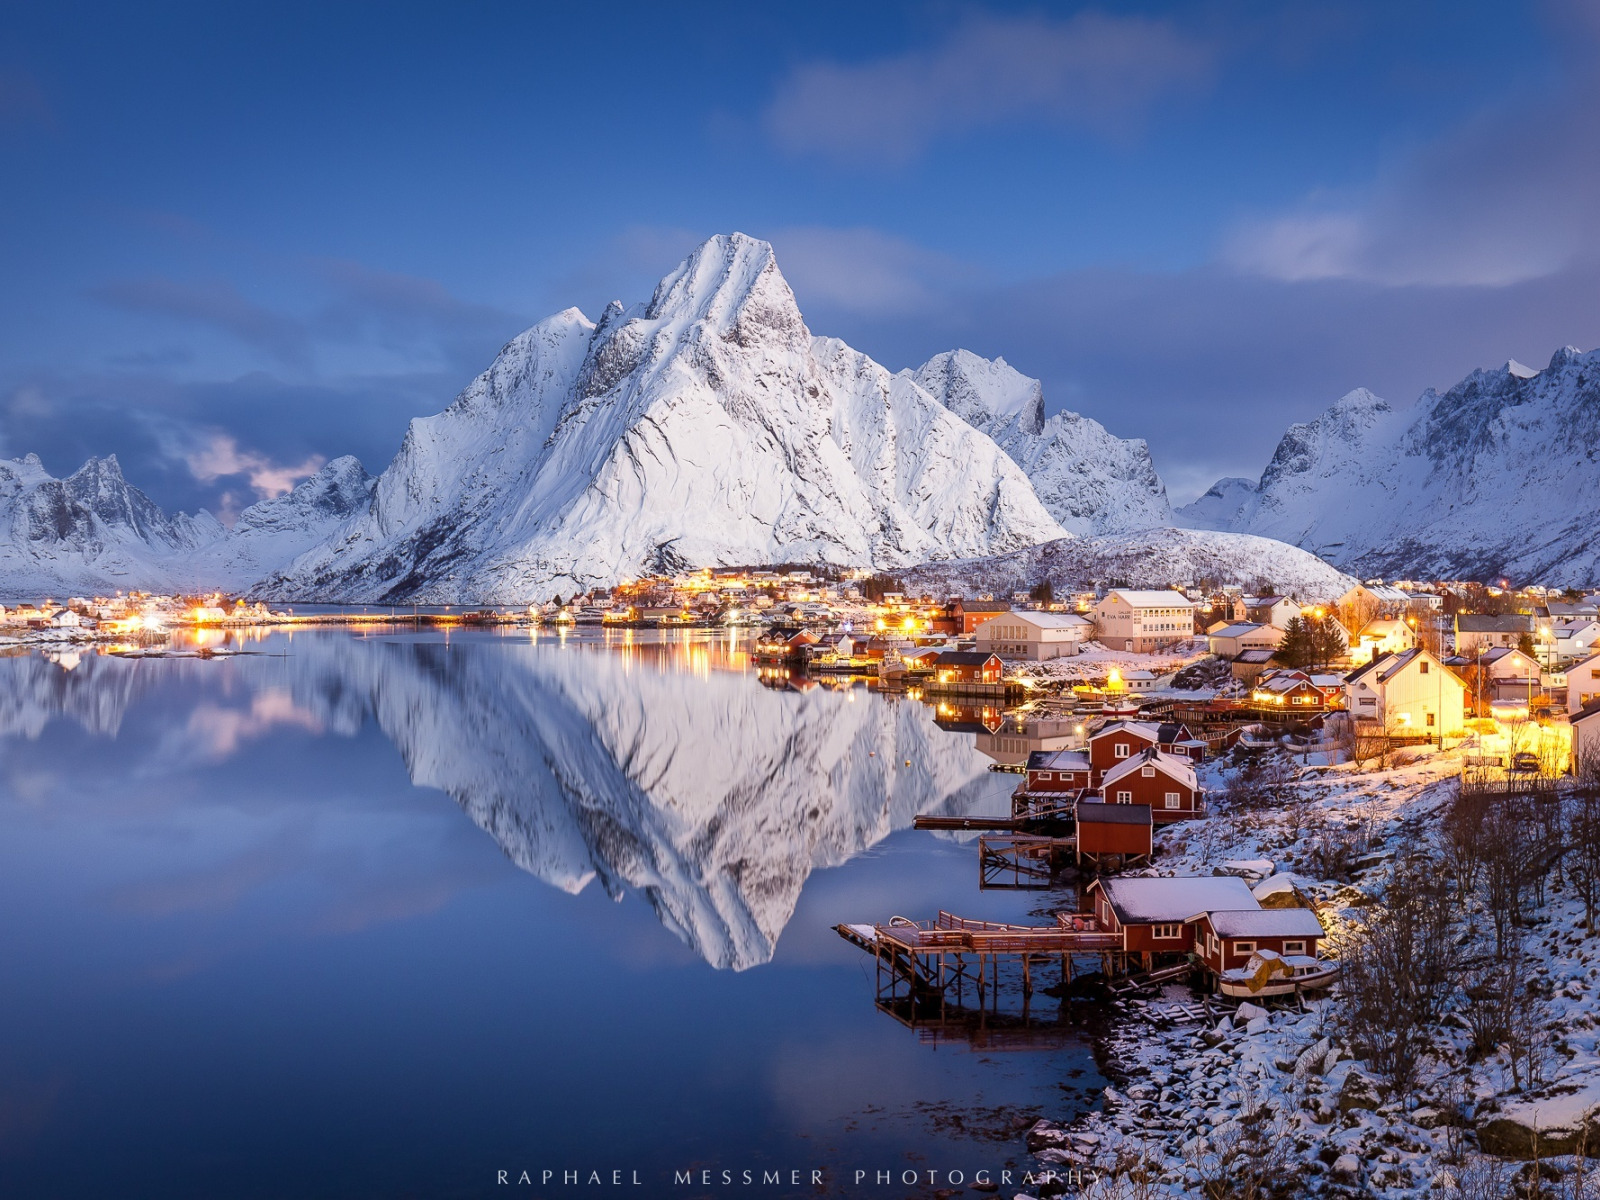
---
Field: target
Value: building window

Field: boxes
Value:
[1283,941,1306,955]
[1165,793,1180,808]
[1152,923,1181,940]
[1037,771,1053,781]
[1208,934,1219,954]
[1426,712,1436,727]
[1114,744,1130,758]
[1141,765,1155,777]
[1233,942,1255,955]
[1116,790,1132,803]
[1420,660,1429,674]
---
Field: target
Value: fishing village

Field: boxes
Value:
[8,566,1600,1196]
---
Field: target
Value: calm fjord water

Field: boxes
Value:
[0,629,1101,1198]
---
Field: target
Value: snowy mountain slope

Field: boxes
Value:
[908,349,1173,535]
[257,234,1067,603]
[0,453,374,598]
[185,457,375,589]
[0,453,222,598]
[1174,347,1600,584]
[904,527,1355,603]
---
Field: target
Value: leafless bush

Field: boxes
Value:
[1462,952,1520,1061]
[1222,753,1299,812]
[1442,787,1491,902]
[1338,862,1460,1096]
[1571,793,1600,934]
[1182,1089,1295,1200]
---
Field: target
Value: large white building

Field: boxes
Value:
[1093,590,1196,654]
[974,610,1094,661]
[1344,647,1466,741]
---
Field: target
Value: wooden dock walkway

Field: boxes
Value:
[836,911,1128,1025]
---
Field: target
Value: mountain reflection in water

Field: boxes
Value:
[0,630,1003,969]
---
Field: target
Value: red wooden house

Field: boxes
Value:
[1022,749,1092,793]
[930,650,1003,685]
[1099,748,1202,822]
[951,599,1012,635]
[1087,720,1161,784]
[1074,800,1152,869]
[1191,908,1327,975]
[1084,876,1258,968]
[1156,720,1206,764]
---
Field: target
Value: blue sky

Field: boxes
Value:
[2,0,1598,515]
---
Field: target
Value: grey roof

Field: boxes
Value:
[1455,614,1532,633]
[960,600,1012,613]
[1234,648,1278,663]
[1076,801,1152,826]
[1200,909,1327,938]
[1027,749,1090,771]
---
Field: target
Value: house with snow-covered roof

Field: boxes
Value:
[973,609,1092,661]
[1092,589,1195,653]
[1207,621,1283,659]
[1100,748,1201,822]
[1191,908,1327,975]
[1344,647,1465,740]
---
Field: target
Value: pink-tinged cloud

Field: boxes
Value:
[183,433,324,502]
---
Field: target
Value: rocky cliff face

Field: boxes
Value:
[1174,347,1600,585]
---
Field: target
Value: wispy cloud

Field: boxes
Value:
[767,226,981,316]
[1224,12,1600,287]
[766,11,1215,165]
[92,277,313,367]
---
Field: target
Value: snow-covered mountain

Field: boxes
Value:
[0,453,374,598]
[1174,347,1600,584]
[908,349,1173,535]
[0,453,221,598]
[905,527,1355,604]
[259,234,1068,603]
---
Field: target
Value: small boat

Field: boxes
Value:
[1218,951,1339,998]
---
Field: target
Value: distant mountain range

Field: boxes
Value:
[6,233,1589,599]
[1174,347,1600,586]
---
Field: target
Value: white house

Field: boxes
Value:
[1573,701,1600,775]
[1344,647,1466,741]
[974,610,1093,661]
[1244,595,1300,629]
[1354,618,1416,663]
[1206,621,1284,659]
[1552,619,1600,666]
[1093,590,1196,654]
[1569,653,1600,715]
[1454,614,1532,656]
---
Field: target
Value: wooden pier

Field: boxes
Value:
[836,912,1129,1027]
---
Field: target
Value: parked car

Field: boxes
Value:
[1511,751,1541,772]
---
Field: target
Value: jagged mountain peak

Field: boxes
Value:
[907,348,1172,536]
[912,349,1045,435]
[1175,342,1600,584]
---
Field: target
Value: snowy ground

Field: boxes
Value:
[1013,747,1600,1198]
[1007,640,1213,690]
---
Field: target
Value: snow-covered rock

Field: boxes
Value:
[1175,347,1600,584]
[0,453,222,598]
[908,349,1173,535]
[902,526,1355,602]
[258,234,1068,603]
